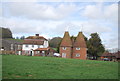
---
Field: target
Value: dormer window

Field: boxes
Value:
[62,47,67,50]
[76,47,80,50]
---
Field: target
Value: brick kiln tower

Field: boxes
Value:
[60,31,87,60]
[60,31,72,58]
[72,32,87,60]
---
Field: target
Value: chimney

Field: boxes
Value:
[35,34,39,36]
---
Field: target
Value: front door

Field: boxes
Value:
[30,51,32,56]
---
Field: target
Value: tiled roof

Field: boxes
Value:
[73,32,86,48]
[101,52,113,57]
[60,31,72,47]
[26,36,47,40]
[34,48,49,51]
[101,51,120,58]
[23,39,44,45]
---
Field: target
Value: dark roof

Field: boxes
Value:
[73,32,86,48]
[23,39,44,45]
[60,31,72,47]
[1,39,22,44]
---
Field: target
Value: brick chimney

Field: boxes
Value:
[35,34,39,36]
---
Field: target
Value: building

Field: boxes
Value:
[18,34,49,56]
[59,31,87,60]
[0,39,22,54]
[101,51,120,61]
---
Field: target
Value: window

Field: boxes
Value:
[25,50,29,54]
[38,45,40,48]
[42,51,45,53]
[26,44,28,47]
[76,47,80,50]
[11,44,13,50]
[18,45,21,49]
[62,47,67,50]
[32,45,34,48]
[76,54,80,57]
[37,51,40,54]
[62,53,66,58]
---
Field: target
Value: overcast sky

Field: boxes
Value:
[0,0,118,50]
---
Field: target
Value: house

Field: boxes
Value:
[18,34,49,56]
[114,51,120,61]
[101,51,120,61]
[59,31,87,60]
[101,52,115,61]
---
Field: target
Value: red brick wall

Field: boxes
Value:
[72,47,86,60]
[60,47,72,58]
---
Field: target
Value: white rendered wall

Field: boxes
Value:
[43,41,49,48]
[22,44,44,50]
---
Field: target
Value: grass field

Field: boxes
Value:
[2,55,118,79]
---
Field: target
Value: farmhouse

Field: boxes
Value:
[59,31,87,60]
[17,34,50,56]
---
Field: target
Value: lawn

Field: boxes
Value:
[2,55,118,79]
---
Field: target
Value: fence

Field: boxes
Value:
[0,51,16,55]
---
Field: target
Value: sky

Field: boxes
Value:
[0,0,119,50]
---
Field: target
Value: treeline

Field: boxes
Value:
[15,36,25,40]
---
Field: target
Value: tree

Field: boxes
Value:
[20,36,25,40]
[0,27,13,38]
[87,33,105,60]
[16,37,19,39]
[49,37,62,48]
[49,37,62,52]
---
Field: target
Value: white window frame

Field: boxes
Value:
[62,53,66,58]
[76,53,80,57]
[18,45,21,49]
[42,51,45,53]
[62,47,67,50]
[37,51,40,53]
[11,44,13,50]
[76,47,80,50]
[32,45,34,48]
[38,45,40,48]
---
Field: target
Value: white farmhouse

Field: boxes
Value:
[18,34,49,56]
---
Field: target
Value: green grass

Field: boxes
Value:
[52,48,58,51]
[2,55,118,79]
[7,38,24,42]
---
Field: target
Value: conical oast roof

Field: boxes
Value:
[73,32,86,48]
[60,31,72,47]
